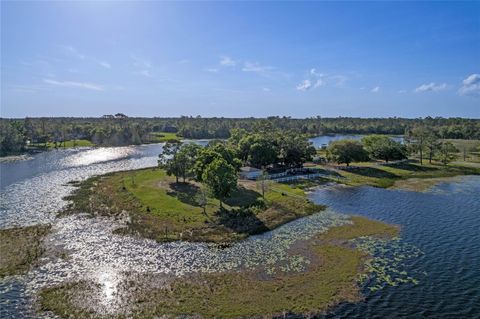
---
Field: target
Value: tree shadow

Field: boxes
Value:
[348,167,399,179]
[167,182,201,207]
[388,162,439,172]
[224,186,261,208]
[216,207,268,235]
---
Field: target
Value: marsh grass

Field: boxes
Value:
[39,215,398,319]
[0,224,51,277]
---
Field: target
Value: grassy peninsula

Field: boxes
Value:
[64,167,324,243]
[329,161,480,190]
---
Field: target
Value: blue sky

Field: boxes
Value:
[1,1,479,118]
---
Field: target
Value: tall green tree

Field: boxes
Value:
[158,141,183,183]
[193,143,240,181]
[406,125,430,165]
[202,158,237,209]
[175,143,202,182]
[436,141,458,165]
[362,135,407,163]
[278,132,316,167]
[326,140,369,166]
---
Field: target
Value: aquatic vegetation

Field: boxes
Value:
[0,225,51,277]
[353,237,424,292]
[37,213,407,318]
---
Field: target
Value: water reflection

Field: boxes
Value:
[63,147,139,167]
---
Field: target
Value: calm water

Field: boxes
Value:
[0,138,478,318]
[309,134,403,148]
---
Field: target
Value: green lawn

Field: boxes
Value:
[330,161,480,189]
[64,168,324,242]
[148,132,181,142]
[29,139,95,149]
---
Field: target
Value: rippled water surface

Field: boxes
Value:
[1,144,479,318]
[311,178,480,318]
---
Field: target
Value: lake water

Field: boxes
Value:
[0,138,478,318]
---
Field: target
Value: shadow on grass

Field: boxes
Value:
[216,207,268,235]
[348,167,399,179]
[224,186,261,208]
[389,162,439,172]
[167,182,201,207]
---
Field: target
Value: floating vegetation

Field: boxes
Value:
[352,237,424,292]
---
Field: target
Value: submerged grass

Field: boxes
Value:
[0,224,51,277]
[63,168,325,243]
[39,215,398,319]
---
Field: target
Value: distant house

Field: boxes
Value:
[239,166,263,180]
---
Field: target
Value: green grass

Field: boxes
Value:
[30,139,95,149]
[443,139,480,163]
[63,168,324,243]
[331,161,480,189]
[39,215,398,319]
[148,132,181,142]
[0,224,51,277]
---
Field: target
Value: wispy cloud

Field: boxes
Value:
[98,61,111,69]
[131,55,153,77]
[262,87,271,92]
[398,89,407,94]
[458,73,480,97]
[137,70,153,78]
[131,55,152,69]
[296,79,312,91]
[205,68,219,73]
[43,78,104,91]
[60,45,85,60]
[220,56,236,67]
[371,86,380,93]
[414,82,447,93]
[242,61,274,75]
[297,68,347,92]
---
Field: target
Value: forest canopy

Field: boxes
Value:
[1,116,479,156]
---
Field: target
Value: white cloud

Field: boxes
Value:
[220,56,236,67]
[371,86,380,93]
[314,79,324,88]
[242,61,273,74]
[262,87,270,92]
[138,70,153,78]
[398,89,407,94]
[60,45,85,60]
[98,61,111,69]
[43,78,104,91]
[414,82,447,93]
[296,80,312,91]
[131,55,153,77]
[458,73,480,97]
[131,55,152,69]
[205,68,219,73]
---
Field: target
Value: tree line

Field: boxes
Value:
[326,128,462,166]
[1,115,479,156]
